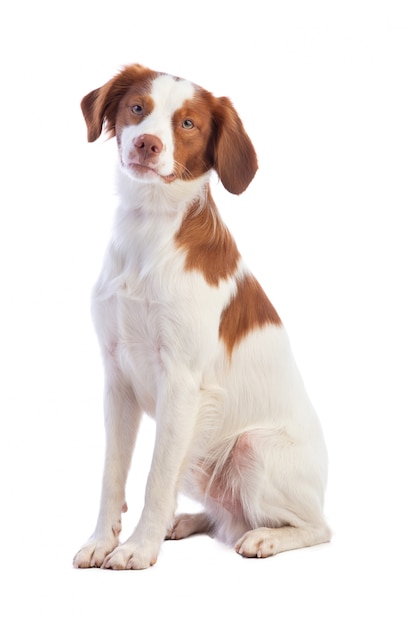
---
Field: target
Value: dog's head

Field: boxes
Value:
[81,64,258,195]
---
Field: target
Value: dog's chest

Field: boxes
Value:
[116,220,183,335]
[96,208,200,408]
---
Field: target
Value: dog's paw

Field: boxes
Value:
[167,514,197,540]
[235,528,279,559]
[102,542,158,570]
[167,512,212,540]
[73,536,119,568]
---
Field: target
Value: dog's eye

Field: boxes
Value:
[131,105,144,115]
[182,119,194,129]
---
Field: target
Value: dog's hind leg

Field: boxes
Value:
[210,428,331,557]
[235,524,332,558]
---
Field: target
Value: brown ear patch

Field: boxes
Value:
[219,274,282,357]
[175,192,240,286]
[80,64,158,142]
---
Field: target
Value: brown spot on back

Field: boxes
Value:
[219,274,282,357]
[175,190,240,286]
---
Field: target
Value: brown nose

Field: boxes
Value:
[133,134,163,162]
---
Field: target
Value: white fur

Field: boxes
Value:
[74,73,331,570]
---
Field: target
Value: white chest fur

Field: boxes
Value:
[92,180,235,416]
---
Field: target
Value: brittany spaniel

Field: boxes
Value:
[73,64,331,570]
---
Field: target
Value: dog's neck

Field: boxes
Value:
[111,168,224,279]
[115,166,212,217]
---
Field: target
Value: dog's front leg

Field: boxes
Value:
[73,378,141,568]
[102,370,200,570]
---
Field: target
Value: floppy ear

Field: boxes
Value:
[212,97,258,195]
[80,64,153,142]
[80,87,107,142]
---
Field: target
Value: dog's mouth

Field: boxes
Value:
[126,162,176,183]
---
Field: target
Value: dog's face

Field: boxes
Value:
[115,74,215,185]
[81,64,258,195]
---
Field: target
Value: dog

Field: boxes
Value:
[73,64,331,570]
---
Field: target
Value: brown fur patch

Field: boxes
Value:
[81,64,159,142]
[219,274,282,357]
[175,191,240,286]
[115,89,155,138]
[171,92,215,181]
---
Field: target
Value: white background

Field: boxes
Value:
[1,1,418,624]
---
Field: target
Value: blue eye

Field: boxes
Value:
[131,105,143,115]
[182,119,194,129]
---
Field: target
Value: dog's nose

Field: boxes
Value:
[134,134,163,161]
